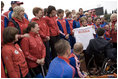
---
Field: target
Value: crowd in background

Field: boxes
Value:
[1,1,117,78]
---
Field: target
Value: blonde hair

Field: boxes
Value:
[84,12,88,15]
[12,6,25,19]
[110,13,117,20]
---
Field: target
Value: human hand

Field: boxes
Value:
[46,36,50,41]
[65,34,69,39]
[23,33,30,38]
[36,59,41,64]
[40,58,45,65]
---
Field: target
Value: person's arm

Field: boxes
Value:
[47,26,50,36]
[57,21,66,38]
[2,49,19,78]
[73,20,76,29]
[20,38,37,62]
[41,44,46,59]
[4,16,9,28]
[66,20,71,35]
[86,40,93,55]
[39,30,47,39]
[65,20,71,39]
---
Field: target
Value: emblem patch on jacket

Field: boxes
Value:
[14,50,19,54]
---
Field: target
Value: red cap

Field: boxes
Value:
[11,1,23,5]
[16,1,23,5]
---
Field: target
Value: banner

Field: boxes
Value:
[74,26,95,50]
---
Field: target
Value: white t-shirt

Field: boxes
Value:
[74,26,95,50]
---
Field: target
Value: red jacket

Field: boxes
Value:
[1,15,5,47]
[3,11,10,18]
[58,19,68,35]
[31,17,50,41]
[8,17,29,34]
[20,32,46,68]
[91,14,97,19]
[110,21,117,43]
[1,59,6,78]
[44,16,60,36]
[2,43,29,78]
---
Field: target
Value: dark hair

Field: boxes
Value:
[96,28,105,36]
[33,7,42,16]
[47,5,56,17]
[23,22,37,33]
[3,27,19,44]
[66,11,72,18]
[1,1,4,8]
[55,39,70,56]
[94,17,100,22]
[57,9,64,16]
[44,8,48,16]
[79,8,83,12]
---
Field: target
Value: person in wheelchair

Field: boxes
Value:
[86,28,116,75]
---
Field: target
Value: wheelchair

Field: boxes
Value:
[87,51,117,76]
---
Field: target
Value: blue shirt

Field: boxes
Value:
[73,20,80,29]
[46,56,75,78]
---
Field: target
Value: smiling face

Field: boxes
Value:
[59,12,64,18]
[36,10,43,18]
[82,20,87,26]
[79,9,83,15]
[96,18,101,25]
[87,17,92,23]
[104,25,109,30]
[51,10,57,17]
[111,15,117,22]
[12,3,18,9]
[19,10,25,18]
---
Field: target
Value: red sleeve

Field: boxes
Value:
[47,26,50,36]
[2,48,18,78]
[3,11,9,18]
[41,44,46,58]
[1,60,6,78]
[39,31,46,39]
[8,21,15,27]
[44,16,49,24]
[43,18,50,36]
[20,38,37,62]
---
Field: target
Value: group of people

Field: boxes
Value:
[1,1,117,78]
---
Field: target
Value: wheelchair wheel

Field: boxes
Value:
[101,58,117,75]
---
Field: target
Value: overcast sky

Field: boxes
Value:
[2,0,117,19]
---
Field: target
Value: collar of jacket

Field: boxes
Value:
[66,18,72,20]
[5,42,15,46]
[58,56,70,64]
[33,17,42,20]
[58,18,63,20]
[13,17,25,23]
[9,7,13,11]
[97,36,104,39]
[112,20,117,24]
[29,31,38,37]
